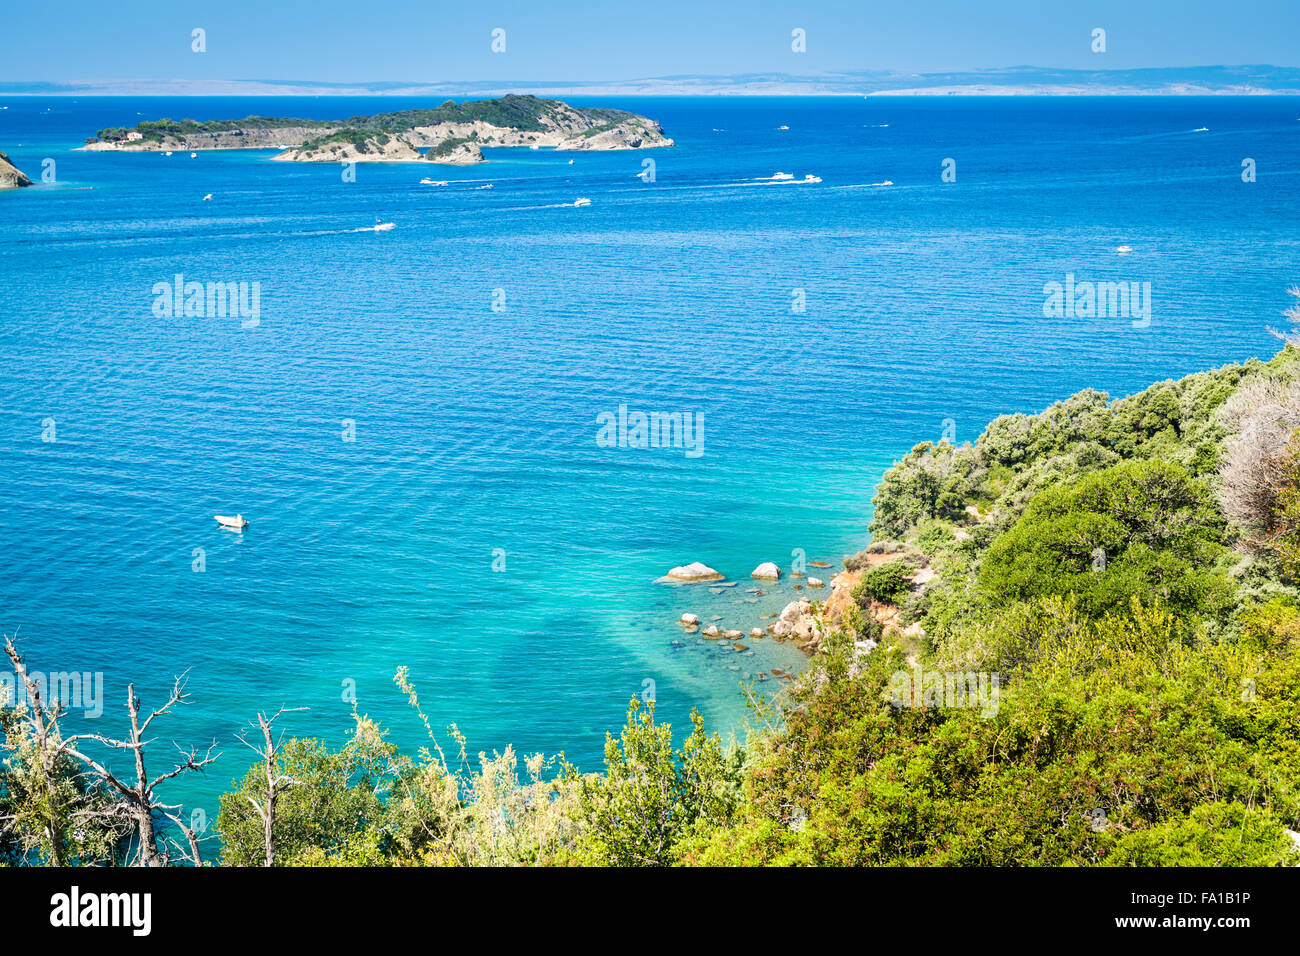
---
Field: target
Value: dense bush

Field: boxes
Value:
[979,459,1232,619]
[853,560,913,606]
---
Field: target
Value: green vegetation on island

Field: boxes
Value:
[86,95,669,160]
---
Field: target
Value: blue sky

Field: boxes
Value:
[4,0,1299,82]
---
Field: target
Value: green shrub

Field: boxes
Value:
[854,560,913,606]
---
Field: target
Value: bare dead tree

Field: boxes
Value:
[158,799,208,866]
[1217,378,1300,544]
[3,634,70,865]
[63,674,221,867]
[1268,286,1300,347]
[234,706,305,867]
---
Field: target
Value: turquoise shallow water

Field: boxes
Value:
[1,95,1299,822]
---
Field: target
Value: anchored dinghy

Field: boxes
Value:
[215,514,248,530]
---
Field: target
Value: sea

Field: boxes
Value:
[1,95,1298,825]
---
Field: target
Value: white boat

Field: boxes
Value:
[372,221,396,231]
[477,184,494,190]
[163,151,173,156]
[1193,127,1209,132]
[880,180,894,185]
[778,125,789,130]
[567,159,574,165]
[573,197,591,207]
[202,193,213,201]
[214,514,247,530]
[771,171,794,180]
[802,174,822,183]
[190,152,197,158]
[1116,245,1133,254]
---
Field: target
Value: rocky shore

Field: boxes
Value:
[80,95,673,166]
[662,545,934,680]
[0,152,32,189]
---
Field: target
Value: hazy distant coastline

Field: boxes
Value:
[5,65,1300,97]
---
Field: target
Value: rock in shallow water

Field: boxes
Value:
[750,562,781,580]
[660,562,724,582]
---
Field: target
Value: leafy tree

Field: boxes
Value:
[574,699,740,866]
[217,724,389,866]
[979,459,1232,619]
[870,441,983,538]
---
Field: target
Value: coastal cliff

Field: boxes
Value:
[80,95,673,165]
[0,152,32,189]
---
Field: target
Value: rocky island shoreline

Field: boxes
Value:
[80,94,673,165]
[0,152,32,189]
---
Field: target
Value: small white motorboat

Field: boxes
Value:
[802,174,823,183]
[567,159,574,165]
[880,180,894,186]
[203,193,213,201]
[163,151,173,156]
[778,125,790,130]
[771,171,794,180]
[215,514,248,530]
[573,197,591,207]
[373,222,395,231]
[1116,245,1133,254]
[190,152,198,158]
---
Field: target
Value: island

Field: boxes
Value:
[80,94,673,165]
[0,151,32,189]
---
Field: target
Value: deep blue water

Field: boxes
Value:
[2,95,1298,824]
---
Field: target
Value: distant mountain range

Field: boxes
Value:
[4,65,1300,97]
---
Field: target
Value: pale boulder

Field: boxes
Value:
[661,562,724,583]
[750,562,781,580]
